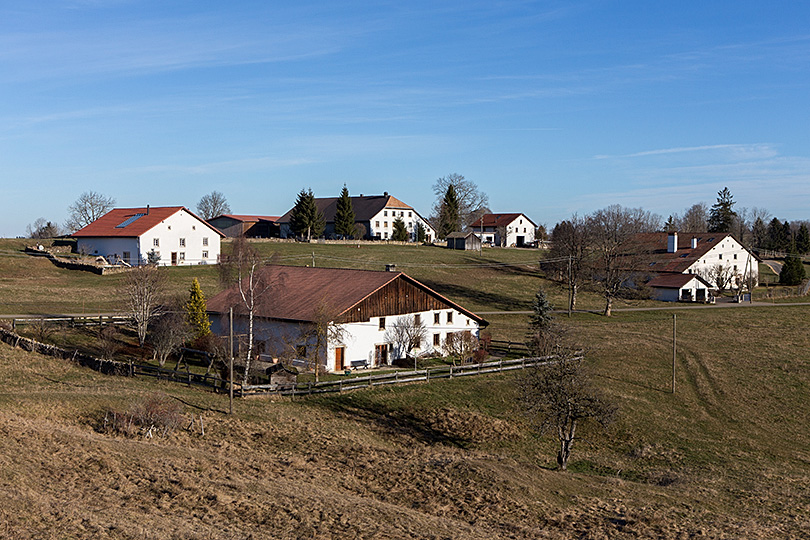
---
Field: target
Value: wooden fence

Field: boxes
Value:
[240,356,565,397]
[10,315,130,330]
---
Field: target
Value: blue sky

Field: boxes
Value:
[3,1,810,236]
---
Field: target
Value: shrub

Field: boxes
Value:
[101,392,184,438]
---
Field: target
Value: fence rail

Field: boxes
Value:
[10,315,130,330]
[241,355,567,397]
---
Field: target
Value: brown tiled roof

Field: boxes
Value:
[212,214,279,223]
[72,206,225,238]
[277,194,414,224]
[207,265,486,325]
[469,213,535,228]
[648,273,712,289]
[627,232,736,273]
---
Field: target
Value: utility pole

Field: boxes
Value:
[567,255,573,318]
[672,313,676,394]
[229,307,234,414]
[311,251,315,267]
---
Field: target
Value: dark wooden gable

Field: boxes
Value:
[336,275,455,324]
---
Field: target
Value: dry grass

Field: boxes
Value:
[1,304,809,538]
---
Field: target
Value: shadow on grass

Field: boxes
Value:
[309,394,471,449]
[420,279,529,312]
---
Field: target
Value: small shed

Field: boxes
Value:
[648,273,713,303]
[446,231,482,251]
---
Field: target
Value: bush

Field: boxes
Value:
[101,392,184,438]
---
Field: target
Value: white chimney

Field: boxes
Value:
[691,237,698,249]
[667,232,678,253]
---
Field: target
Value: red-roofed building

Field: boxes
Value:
[72,206,224,266]
[207,265,488,372]
[468,213,537,247]
[625,231,759,301]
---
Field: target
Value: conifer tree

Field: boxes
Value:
[707,187,737,233]
[391,217,409,241]
[334,185,356,239]
[528,288,554,332]
[796,224,810,254]
[779,243,806,285]
[289,188,325,240]
[437,184,460,238]
[185,278,211,340]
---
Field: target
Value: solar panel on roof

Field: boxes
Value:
[115,213,146,228]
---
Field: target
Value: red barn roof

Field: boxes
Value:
[71,206,224,238]
[469,213,535,229]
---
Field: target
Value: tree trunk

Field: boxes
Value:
[604,296,612,317]
[569,282,578,311]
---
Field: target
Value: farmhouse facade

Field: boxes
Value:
[468,213,536,247]
[628,232,759,301]
[277,193,435,242]
[207,265,488,372]
[72,206,224,266]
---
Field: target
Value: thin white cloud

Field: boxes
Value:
[594,144,779,161]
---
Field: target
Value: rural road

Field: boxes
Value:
[478,299,810,315]
[763,259,783,274]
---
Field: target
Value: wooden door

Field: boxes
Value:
[375,344,388,366]
[335,347,345,371]
[171,252,178,265]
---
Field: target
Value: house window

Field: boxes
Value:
[379,317,386,330]
[433,333,441,346]
[179,252,185,261]
[434,312,440,325]
[153,238,159,247]
[203,237,208,246]
[733,253,737,260]
[400,211,404,217]
[202,251,208,259]
[384,211,387,217]
[384,221,388,228]
[414,314,421,325]
[375,221,380,228]
[446,311,453,324]
[414,336,422,349]
[719,254,723,260]
[384,232,389,239]
[408,212,412,217]
[179,238,186,247]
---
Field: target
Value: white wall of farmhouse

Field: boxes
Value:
[368,207,435,242]
[685,236,758,286]
[211,307,482,373]
[76,237,140,265]
[142,209,221,266]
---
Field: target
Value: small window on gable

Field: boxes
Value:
[719,254,722,260]
[179,238,186,247]
[414,314,421,325]
[384,211,387,217]
[379,317,385,330]
[446,311,453,324]
[153,238,159,247]
[733,253,737,259]
[203,237,208,246]
[434,312,440,325]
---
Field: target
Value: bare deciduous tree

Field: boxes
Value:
[444,330,478,365]
[66,191,116,232]
[97,325,122,360]
[700,263,737,294]
[196,191,231,220]
[123,265,167,346]
[431,173,489,229]
[150,309,191,367]
[302,302,346,382]
[587,205,660,316]
[385,314,428,369]
[519,356,616,471]
[546,215,591,312]
[26,218,61,239]
[679,202,709,233]
[218,238,283,385]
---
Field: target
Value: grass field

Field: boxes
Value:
[1,303,809,538]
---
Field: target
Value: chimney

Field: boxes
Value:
[383,191,389,197]
[691,237,698,249]
[667,232,678,253]
[146,205,150,215]
[385,264,396,272]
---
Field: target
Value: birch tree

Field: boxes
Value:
[123,265,167,346]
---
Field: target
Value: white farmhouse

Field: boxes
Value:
[628,232,759,301]
[277,192,436,242]
[468,213,536,247]
[72,206,224,266]
[207,265,488,372]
